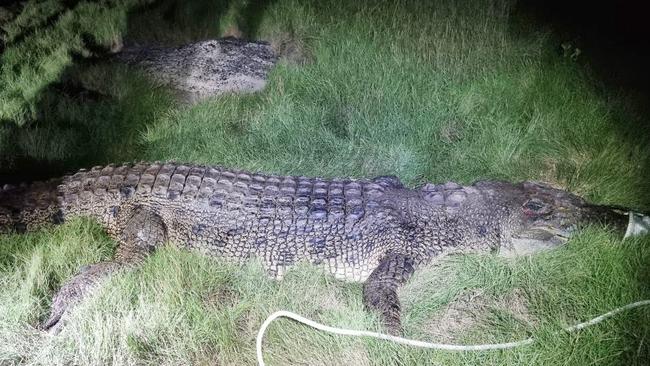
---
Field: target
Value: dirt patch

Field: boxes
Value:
[423,288,535,342]
[202,285,239,309]
[317,291,344,312]
[329,344,371,366]
[440,118,465,143]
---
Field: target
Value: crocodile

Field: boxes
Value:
[0,161,641,334]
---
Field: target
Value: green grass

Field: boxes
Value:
[1,221,648,365]
[0,0,154,125]
[1,0,649,364]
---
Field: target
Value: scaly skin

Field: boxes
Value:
[0,161,630,333]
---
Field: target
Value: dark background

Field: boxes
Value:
[517,0,649,97]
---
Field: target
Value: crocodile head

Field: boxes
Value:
[476,181,633,256]
[0,181,62,234]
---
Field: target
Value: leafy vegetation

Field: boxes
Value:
[0,0,648,364]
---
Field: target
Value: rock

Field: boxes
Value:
[116,38,277,102]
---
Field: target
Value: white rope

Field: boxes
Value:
[256,300,650,366]
[625,211,650,238]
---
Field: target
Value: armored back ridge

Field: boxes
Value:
[56,162,424,280]
[0,161,636,334]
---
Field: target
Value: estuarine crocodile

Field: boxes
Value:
[0,161,640,333]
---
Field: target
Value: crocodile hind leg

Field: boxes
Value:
[362,252,415,335]
[40,261,122,333]
[41,208,166,333]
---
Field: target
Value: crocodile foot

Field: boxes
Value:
[362,252,415,335]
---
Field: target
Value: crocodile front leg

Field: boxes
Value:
[362,252,415,335]
[41,208,166,333]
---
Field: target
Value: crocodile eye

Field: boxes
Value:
[524,200,545,211]
[522,199,552,218]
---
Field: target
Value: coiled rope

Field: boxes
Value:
[256,300,650,366]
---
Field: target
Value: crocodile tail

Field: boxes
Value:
[0,179,63,234]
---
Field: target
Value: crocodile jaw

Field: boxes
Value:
[499,227,569,257]
[501,211,649,256]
